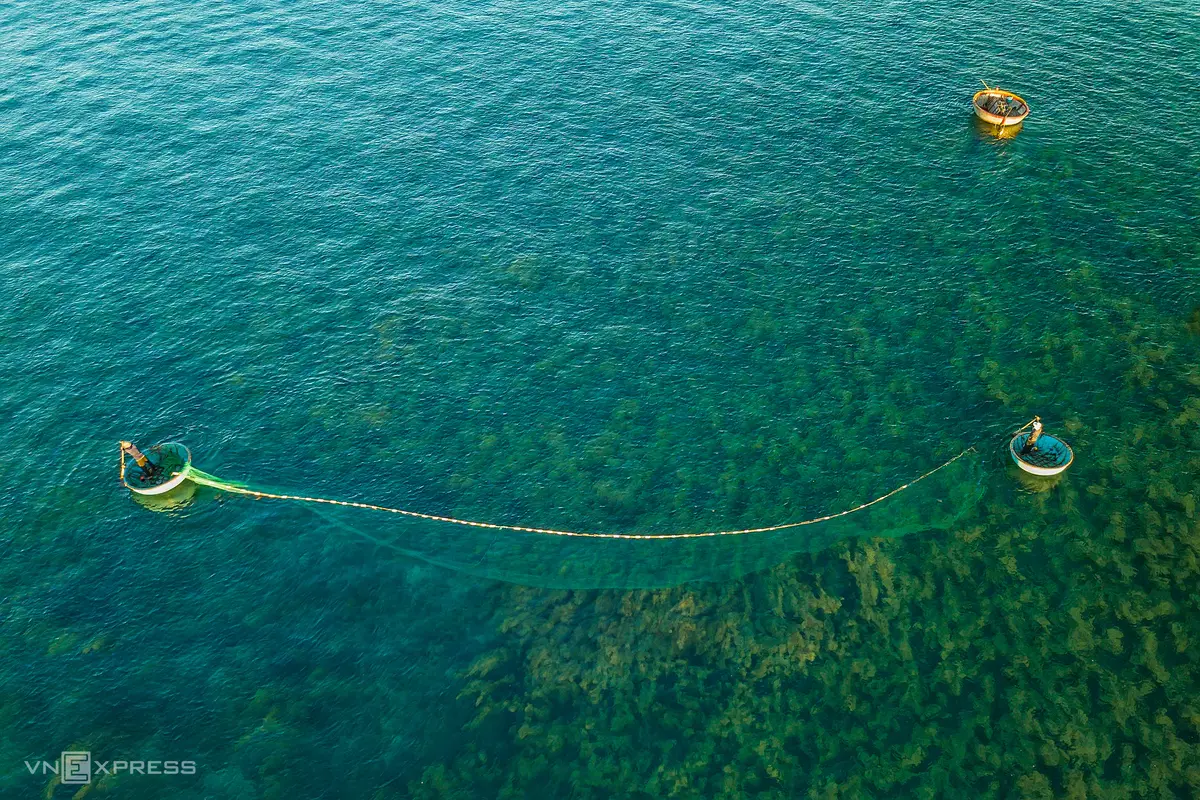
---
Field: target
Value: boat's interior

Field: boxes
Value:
[127,445,187,486]
[1012,434,1070,468]
[976,93,1028,117]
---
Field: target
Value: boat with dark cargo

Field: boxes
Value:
[119,441,193,495]
[973,85,1030,127]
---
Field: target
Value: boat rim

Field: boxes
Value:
[123,442,193,495]
[1009,432,1073,473]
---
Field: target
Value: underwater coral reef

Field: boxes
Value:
[404,272,1200,799]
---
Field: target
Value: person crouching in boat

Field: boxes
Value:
[120,441,160,482]
[1020,418,1043,455]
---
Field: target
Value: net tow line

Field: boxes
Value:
[179,448,978,540]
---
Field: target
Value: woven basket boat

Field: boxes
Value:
[122,442,193,495]
[973,88,1030,127]
[1010,432,1073,476]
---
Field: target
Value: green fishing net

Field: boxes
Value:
[185,453,984,590]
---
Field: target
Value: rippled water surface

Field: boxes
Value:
[2,0,1198,796]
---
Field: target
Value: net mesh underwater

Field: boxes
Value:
[181,451,985,590]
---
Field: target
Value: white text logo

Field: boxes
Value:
[24,752,197,784]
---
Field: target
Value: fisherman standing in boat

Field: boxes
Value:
[120,441,160,482]
[1020,417,1043,455]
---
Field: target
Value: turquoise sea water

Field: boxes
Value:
[2,0,1199,796]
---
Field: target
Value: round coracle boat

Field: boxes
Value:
[122,442,193,495]
[973,88,1030,126]
[1010,432,1073,476]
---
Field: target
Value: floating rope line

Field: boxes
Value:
[179,447,978,540]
